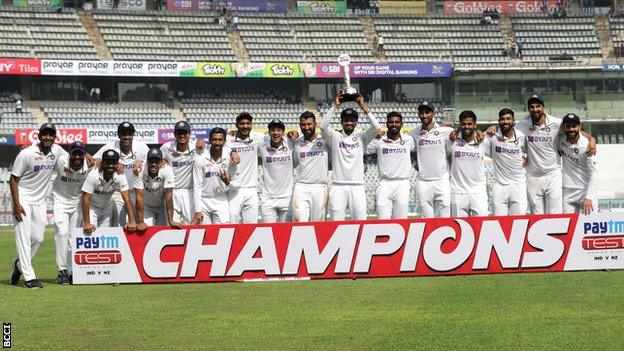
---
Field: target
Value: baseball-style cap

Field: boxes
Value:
[69,140,86,154]
[101,149,120,162]
[340,108,359,120]
[562,113,581,125]
[527,94,545,106]
[236,112,253,123]
[174,120,191,133]
[417,101,434,111]
[117,121,135,134]
[39,122,56,133]
[147,148,163,160]
[268,119,285,131]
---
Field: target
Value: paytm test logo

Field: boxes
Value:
[582,219,624,250]
[76,235,119,249]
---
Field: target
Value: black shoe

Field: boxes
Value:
[10,259,21,285]
[24,279,43,289]
[69,274,73,285]
[57,270,70,285]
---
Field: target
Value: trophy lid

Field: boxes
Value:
[338,54,351,67]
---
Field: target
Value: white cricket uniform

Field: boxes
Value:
[292,135,329,222]
[94,140,149,225]
[320,106,380,220]
[516,115,563,214]
[409,124,454,218]
[51,155,90,272]
[448,136,491,217]
[366,134,415,219]
[11,143,67,281]
[160,140,199,224]
[486,129,528,215]
[193,148,238,224]
[81,169,129,228]
[226,132,263,223]
[258,138,294,223]
[558,135,598,214]
[133,164,176,226]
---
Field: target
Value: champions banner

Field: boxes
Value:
[71,212,624,285]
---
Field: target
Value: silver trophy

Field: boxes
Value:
[338,54,358,102]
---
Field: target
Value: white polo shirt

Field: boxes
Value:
[52,154,91,211]
[486,128,527,185]
[94,140,149,188]
[366,134,415,180]
[160,140,198,190]
[11,143,67,204]
[226,131,263,188]
[409,124,454,181]
[81,169,129,209]
[193,148,238,208]
[448,136,491,193]
[515,114,562,176]
[133,164,175,209]
[293,135,329,184]
[559,134,598,199]
[258,137,294,198]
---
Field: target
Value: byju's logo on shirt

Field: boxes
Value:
[338,141,358,149]
[418,139,443,147]
[171,160,194,168]
[265,155,291,163]
[381,148,407,154]
[454,150,480,158]
[299,150,324,159]
[527,135,552,143]
[33,164,55,172]
[495,146,521,155]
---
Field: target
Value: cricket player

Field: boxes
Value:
[558,113,598,214]
[51,140,92,284]
[226,112,264,223]
[10,123,67,288]
[485,108,528,215]
[409,101,454,218]
[94,121,148,225]
[366,111,415,219]
[447,110,491,217]
[292,111,329,222]
[514,95,596,214]
[82,149,137,234]
[320,92,380,220]
[192,128,238,224]
[134,148,179,229]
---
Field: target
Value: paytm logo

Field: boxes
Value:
[76,235,119,249]
[583,220,624,234]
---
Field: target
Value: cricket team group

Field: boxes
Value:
[8,93,598,288]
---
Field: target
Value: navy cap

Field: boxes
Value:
[268,119,285,131]
[340,108,359,120]
[101,149,120,162]
[174,120,191,133]
[147,148,163,160]
[527,94,545,106]
[69,140,86,154]
[417,101,434,111]
[117,121,135,134]
[562,113,581,125]
[39,122,56,134]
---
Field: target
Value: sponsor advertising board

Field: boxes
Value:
[443,0,558,15]
[0,134,15,145]
[97,0,146,11]
[0,58,41,75]
[297,0,347,13]
[14,129,87,145]
[228,0,287,12]
[315,62,453,78]
[87,129,159,144]
[379,0,426,14]
[157,128,212,143]
[12,0,62,7]
[40,60,188,77]
[603,63,624,72]
[71,212,624,284]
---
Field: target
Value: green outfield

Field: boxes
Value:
[0,226,623,351]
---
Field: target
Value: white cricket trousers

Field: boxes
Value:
[527,169,562,214]
[228,187,259,224]
[260,195,292,223]
[88,201,115,228]
[198,195,230,224]
[491,182,528,215]
[112,190,135,226]
[143,206,167,226]
[329,184,367,221]
[13,200,46,281]
[376,179,410,219]
[451,187,489,218]
[415,177,451,218]
[563,187,597,214]
[53,207,81,272]
[172,188,194,224]
[292,183,328,222]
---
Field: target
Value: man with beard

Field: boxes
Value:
[447,110,490,217]
[10,123,67,288]
[227,112,264,223]
[258,119,294,222]
[366,112,415,219]
[409,101,454,218]
[51,140,92,284]
[484,108,528,215]
[558,113,598,214]
[321,92,380,220]
[82,149,137,234]
[292,111,329,222]
[192,128,238,224]
[94,121,149,226]
[134,148,179,229]
[514,95,596,214]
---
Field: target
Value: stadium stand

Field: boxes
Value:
[0,92,39,135]
[0,7,97,60]
[93,10,236,61]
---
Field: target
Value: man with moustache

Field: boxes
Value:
[366,111,415,219]
[81,149,137,234]
[320,92,380,220]
[409,101,454,218]
[447,110,490,217]
[558,113,598,214]
[484,108,528,215]
[292,111,330,222]
[193,128,238,224]
[258,119,294,222]
[51,140,92,284]
[10,123,67,288]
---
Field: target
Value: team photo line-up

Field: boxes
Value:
[8,92,598,288]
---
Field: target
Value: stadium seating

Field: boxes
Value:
[0,91,39,135]
[0,7,97,59]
